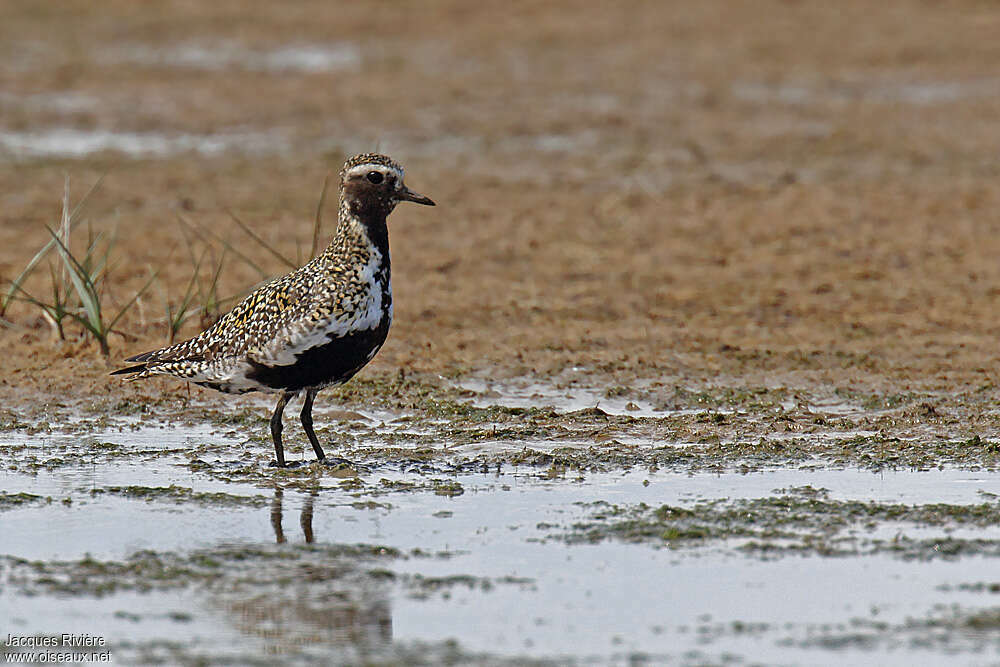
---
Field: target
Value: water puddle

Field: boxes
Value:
[99,42,361,73]
[0,128,287,159]
[0,91,98,113]
[730,77,1000,107]
[454,377,670,417]
[4,418,1000,664]
[450,376,894,421]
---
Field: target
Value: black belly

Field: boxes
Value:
[245,319,390,392]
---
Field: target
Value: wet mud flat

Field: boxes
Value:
[4,377,1000,665]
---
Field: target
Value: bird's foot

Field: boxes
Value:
[268,459,304,469]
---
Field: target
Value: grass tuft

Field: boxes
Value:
[3,177,156,356]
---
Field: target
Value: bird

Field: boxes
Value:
[112,153,434,467]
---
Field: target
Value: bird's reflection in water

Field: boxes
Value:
[219,487,393,658]
[270,488,316,544]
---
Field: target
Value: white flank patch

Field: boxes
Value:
[219,361,281,393]
[149,357,262,393]
[256,248,389,367]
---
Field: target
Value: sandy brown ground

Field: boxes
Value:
[3,0,1000,416]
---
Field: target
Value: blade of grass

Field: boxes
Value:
[107,269,159,333]
[4,284,66,338]
[225,208,296,270]
[46,225,104,337]
[0,174,104,317]
[45,260,68,339]
[310,171,332,260]
[65,173,106,226]
[163,247,207,341]
[1,242,59,317]
[201,246,230,320]
[60,177,71,294]
[176,213,269,280]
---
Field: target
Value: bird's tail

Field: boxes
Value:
[110,338,200,379]
[109,363,152,379]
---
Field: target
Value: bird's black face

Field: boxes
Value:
[341,159,435,219]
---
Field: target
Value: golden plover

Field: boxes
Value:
[112,153,435,467]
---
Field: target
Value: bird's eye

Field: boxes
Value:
[367,171,384,184]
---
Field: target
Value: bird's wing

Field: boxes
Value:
[118,268,320,372]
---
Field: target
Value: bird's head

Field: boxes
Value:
[339,153,435,219]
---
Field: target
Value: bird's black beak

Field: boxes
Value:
[398,186,435,206]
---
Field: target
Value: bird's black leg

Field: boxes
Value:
[270,391,294,467]
[300,388,326,462]
[301,493,316,543]
[300,388,353,467]
[271,488,286,543]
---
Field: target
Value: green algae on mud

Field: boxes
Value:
[783,607,1000,651]
[90,485,269,507]
[4,371,1000,475]
[550,485,1000,559]
[1,543,524,601]
[0,491,47,510]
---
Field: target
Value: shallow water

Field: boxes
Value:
[0,128,287,159]
[455,377,669,417]
[3,419,1000,664]
[100,42,362,73]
